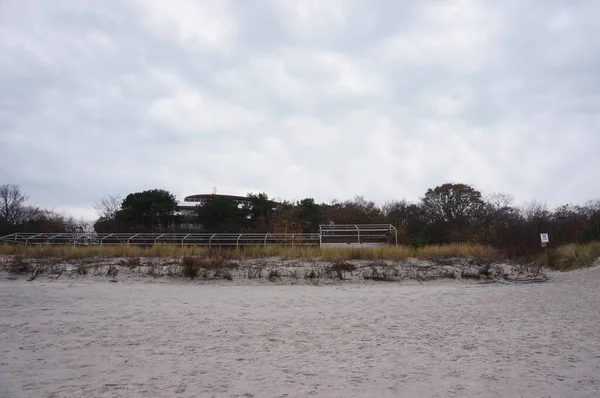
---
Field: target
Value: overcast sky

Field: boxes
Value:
[1,0,599,221]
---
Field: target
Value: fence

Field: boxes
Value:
[0,232,321,247]
[0,225,397,247]
[319,224,398,246]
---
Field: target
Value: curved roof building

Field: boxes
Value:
[183,193,252,204]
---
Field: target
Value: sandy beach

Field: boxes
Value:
[1,267,599,397]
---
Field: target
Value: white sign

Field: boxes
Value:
[540,233,549,243]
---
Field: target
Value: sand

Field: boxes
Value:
[1,268,599,397]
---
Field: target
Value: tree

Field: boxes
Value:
[582,200,600,241]
[0,184,90,234]
[485,192,515,211]
[117,189,178,231]
[552,203,586,244]
[383,200,429,246]
[297,198,325,232]
[481,193,523,251]
[324,196,384,225]
[421,183,485,243]
[195,196,249,232]
[93,195,122,221]
[267,201,302,233]
[245,192,277,232]
[0,184,28,226]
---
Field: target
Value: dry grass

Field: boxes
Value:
[0,244,210,259]
[0,243,498,262]
[547,241,600,270]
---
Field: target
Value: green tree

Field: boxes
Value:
[195,196,249,232]
[383,200,429,246]
[421,183,485,243]
[117,189,178,231]
[297,198,325,232]
[245,192,277,232]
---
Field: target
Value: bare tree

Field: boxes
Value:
[522,199,550,222]
[93,195,122,221]
[486,192,515,210]
[0,184,28,224]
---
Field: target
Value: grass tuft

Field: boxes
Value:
[7,256,31,274]
[547,241,600,270]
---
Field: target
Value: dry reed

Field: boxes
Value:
[0,243,498,262]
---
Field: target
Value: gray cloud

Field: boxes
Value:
[1,0,599,221]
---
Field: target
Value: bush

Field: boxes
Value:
[147,265,160,277]
[247,265,263,279]
[304,269,322,280]
[460,268,480,279]
[8,256,31,274]
[328,261,356,279]
[182,258,200,279]
[330,261,356,272]
[181,256,238,279]
[214,268,233,281]
[124,257,141,269]
[548,242,600,270]
[268,269,280,281]
[106,265,118,277]
[479,263,491,278]
[76,263,88,275]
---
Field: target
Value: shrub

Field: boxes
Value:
[147,265,160,277]
[183,256,237,269]
[288,268,302,279]
[549,242,600,270]
[182,258,200,279]
[330,261,356,272]
[124,257,141,269]
[479,263,491,278]
[328,261,356,279]
[304,269,322,280]
[247,266,263,279]
[8,256,31,274]
[106,265,118,277]
[460,268,480,279]
[214,268,233,281]
[362,266,382,281]
[75,263,88,275]
[268,269,280,281]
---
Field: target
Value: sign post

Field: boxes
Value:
[540,233,549,268]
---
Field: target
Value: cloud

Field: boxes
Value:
[133,0,238,54]
[1,0,599,222]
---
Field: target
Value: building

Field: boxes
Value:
[177,193,252,217]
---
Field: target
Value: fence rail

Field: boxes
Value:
[319,224,398,245]
[0,224,398,247]
[0,232,321,247]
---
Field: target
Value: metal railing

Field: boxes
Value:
[0,232,321,247]
[0,224,398,247]
[319,224,398,245]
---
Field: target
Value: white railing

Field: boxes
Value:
[0,224,398,247]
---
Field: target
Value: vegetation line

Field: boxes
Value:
[0,243,494,261]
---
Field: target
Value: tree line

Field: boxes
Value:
[0,184,88,235]
[2,183,599,256]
